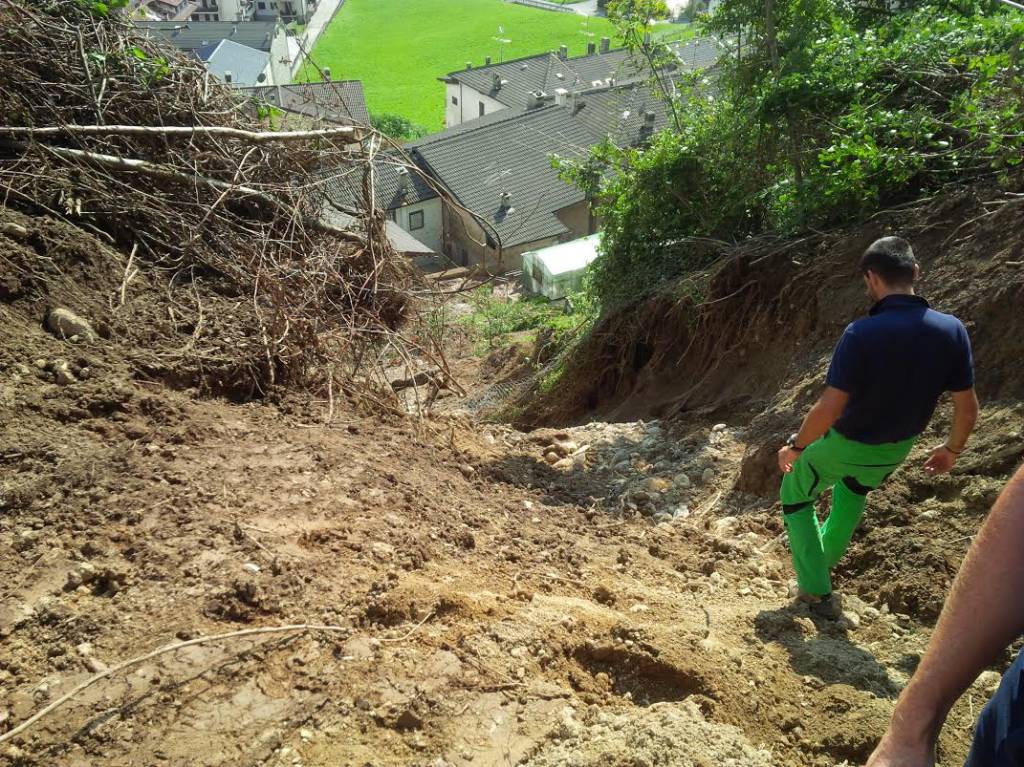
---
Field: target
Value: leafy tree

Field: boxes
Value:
[371,113,429,141]
[559,0,1024,311]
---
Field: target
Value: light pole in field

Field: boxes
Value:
[493,25,511,62]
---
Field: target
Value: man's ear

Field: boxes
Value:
[912,263,921,281]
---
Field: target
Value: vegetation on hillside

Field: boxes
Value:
[371,112,430,141]
[306,0,620,129]
[561,0,1024,310]
[461,286,596,353]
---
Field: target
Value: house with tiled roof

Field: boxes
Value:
[440,36,722,128]
[325,78,679,271]
[134,21,291,85]
[197,38,274,86]
[324,39,724,272]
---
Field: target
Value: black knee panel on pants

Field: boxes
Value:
[841,476,872,496]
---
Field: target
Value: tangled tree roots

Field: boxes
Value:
[0,0,430,398]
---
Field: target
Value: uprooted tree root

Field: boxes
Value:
[0,0,445,399]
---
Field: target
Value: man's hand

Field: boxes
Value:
[864,732,935,767]
[778,446,801,474]
[923,445,957,475]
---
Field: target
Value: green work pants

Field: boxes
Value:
[780,429,915,597]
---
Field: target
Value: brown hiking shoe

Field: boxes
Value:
[807,592,843,621]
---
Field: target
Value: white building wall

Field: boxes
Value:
[394,198,443,254]
[444,81,509,128]
[218,0,243,20]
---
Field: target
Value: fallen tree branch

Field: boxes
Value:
[14,142,367,245]
[0,123,364,144]
[0,623,353,745]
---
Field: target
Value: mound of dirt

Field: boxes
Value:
[520,701,779,767]
[522,180,1024,429]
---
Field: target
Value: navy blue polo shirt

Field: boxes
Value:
[826,294,974,444]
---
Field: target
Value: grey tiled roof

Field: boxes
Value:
[198,39,270,86]
[408,80,673,249]
[443,37,722,111]
[134,20,279,52]
[322,153,439,213]
[239,82,371,126]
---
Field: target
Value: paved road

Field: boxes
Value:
[291,0,344,77]
[571,0,600,15]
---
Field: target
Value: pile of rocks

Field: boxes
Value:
[536,434,587,471]
[526,420,740,523]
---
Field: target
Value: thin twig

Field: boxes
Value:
[0,623,353,744]
[380,610,436,643]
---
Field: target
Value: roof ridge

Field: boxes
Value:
[411,103,563,147]
[444,45,631,79]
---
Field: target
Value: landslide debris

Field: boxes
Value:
[0,1,413,398]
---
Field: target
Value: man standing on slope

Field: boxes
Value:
[777,236,979,617]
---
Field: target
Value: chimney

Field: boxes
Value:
[465,61,472,70]
[396,166,410,194]
[499,191,512,208]
[322,66,331,81]
[587,41,596,55]
[569,92,583,113]
[599,36,610,53]
[232,24,238,35]
[485,56,492,65]
[558,44,568,60]
[526,90,545,109]
[492,72,502,90]
[224,70,233,84]
[553,87,568,106]
[639,110,656,140]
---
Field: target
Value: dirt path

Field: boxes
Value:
[2,380,996,767]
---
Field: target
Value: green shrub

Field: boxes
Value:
[461,286,596,353]
[562,0,1024,311]
[371,113,429,141]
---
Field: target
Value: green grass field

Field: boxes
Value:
[306,0,621,130]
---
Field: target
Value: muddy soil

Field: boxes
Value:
[3,377,1014,766]
[3,204,1022,767]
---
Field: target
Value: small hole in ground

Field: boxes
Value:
[573,643,715,706]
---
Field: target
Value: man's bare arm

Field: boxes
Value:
[947,388,979,452]
[778,387,849,473]
[866,463,1024,766]
[924,388,979,474]
[795,386,849,447]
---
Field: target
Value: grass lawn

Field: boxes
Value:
[305,0,622,130]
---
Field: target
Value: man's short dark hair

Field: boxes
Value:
[861,236,917,286]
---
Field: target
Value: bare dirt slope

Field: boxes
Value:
[2,378,1008,767]
[1,199,1015,765]
[3,168,1023,767]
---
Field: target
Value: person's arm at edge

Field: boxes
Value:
[866,463,1024,766]
[778,387,849,473]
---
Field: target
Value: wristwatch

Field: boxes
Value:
[786,433,804,451]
